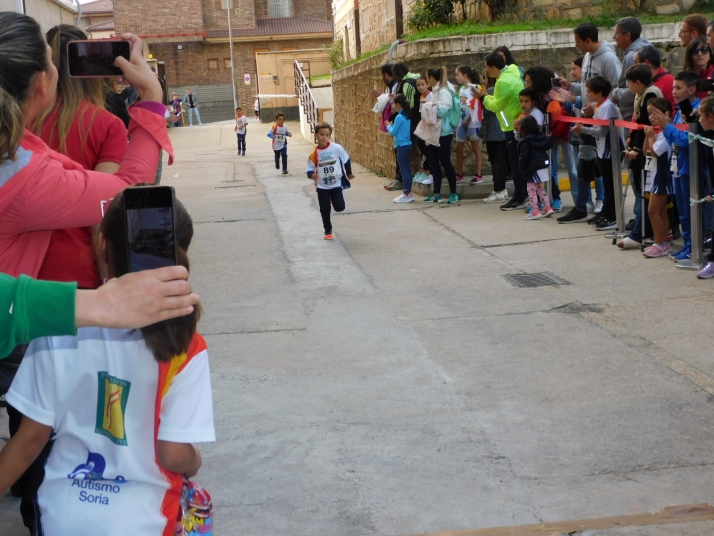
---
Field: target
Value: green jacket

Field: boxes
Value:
[483,64,524,133]
[1,274,76,359]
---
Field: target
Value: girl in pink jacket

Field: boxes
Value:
[0,12,173,279]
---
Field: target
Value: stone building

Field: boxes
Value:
[114,0,333,122]
[82,0,115,38]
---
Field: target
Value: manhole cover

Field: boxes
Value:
[503,272,570,288]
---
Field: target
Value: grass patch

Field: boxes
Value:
[404,13,686,41]
[309,74,332,82]
[337,44,390,69]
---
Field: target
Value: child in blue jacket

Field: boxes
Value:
[651,70,700,261]
[385,94,414,203]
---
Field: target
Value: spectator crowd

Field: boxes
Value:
[372,14,714,275]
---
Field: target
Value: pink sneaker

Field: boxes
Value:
[643,242,671,258]
[525,211,543,220]
[543,207,555,218]
[455,174,464,183]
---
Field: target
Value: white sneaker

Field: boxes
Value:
[594,200,603,214]
[586,202,595,213]
[496,189,509,201]
[394,193,414,203]
[422,175,433,185]
[483,189,508,204]
[413,172,426,183]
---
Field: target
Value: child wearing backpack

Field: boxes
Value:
[0,188,215,535]
[423,66,460,205]
[268,112,292,174]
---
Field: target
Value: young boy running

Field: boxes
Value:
[650,70,700,261]
[267,112,292,174]
[306,123,355,240]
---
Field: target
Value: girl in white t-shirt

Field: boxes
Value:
[0,188,215,536]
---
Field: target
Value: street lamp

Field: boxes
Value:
[224,0,238,110]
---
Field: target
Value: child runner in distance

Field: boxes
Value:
[414,75,433,185]
[235,106,248,156]
[454,65,484,185]
[268,112,292,174]
[571,76,623,231]
[517,115,554,220]
[642,98,674,257]
[650,70,700,261]
[0,190,215,535]
[307,123,354,239]
[386,94,414,203]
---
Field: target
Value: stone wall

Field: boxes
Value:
[332,23,686,179]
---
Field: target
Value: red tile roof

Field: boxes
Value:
[81,0,113,14]
[207,17,332,38]
[87,19,115,31]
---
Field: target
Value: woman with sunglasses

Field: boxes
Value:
[684,36,714,98]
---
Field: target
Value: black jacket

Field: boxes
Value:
[518,134,553,174]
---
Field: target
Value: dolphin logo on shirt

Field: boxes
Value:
[68,449,125,483]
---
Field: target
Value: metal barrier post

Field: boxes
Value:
[609,118,626,244]
[677,123,704,270]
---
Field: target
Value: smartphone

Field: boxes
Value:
[123,186,178,273]
[678,97,695,122]
[551,78,562,88]
[67,40,130,78]
[696,78,714,94]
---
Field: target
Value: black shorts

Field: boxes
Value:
[577,158,601,182]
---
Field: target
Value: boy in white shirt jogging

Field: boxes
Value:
[306,123,355,240]
[235,106,248,156]
[268,112,292,174]
[0,190,215,536]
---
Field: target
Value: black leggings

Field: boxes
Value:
[417,137,430,172]
[600,157,616,222]
[428,135,456,195]
[317,187,345,234]
[486,141,508,192]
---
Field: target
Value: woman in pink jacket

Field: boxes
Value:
[0,12,173,279]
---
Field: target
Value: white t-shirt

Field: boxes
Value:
[645,132,672,192]
[6,328,215,536]
[306,142,351,189]
[270,124,290,150]
[235,116,248,135]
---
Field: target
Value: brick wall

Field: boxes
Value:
[293,0,332,20]
[151,37,331,110]
[201,0,256,30]
[332,24,686,178]
[114,0,204,35]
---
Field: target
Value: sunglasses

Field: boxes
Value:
[693,47,712,55]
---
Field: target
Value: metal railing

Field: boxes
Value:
[294,60,318,133]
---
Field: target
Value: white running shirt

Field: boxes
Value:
[6,328,215,536]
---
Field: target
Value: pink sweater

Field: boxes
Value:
[0,106,173,278]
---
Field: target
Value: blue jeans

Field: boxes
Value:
[674,174,691,246]
[274,146,287,171]
[237,133,246,153]
[188,107,202,125]
[396,144,414,194]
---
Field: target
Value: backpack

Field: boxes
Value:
[444,88,461,129]
[547,100,571,146]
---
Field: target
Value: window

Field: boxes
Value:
[268,0,292,18]
[207,59,219,71]
[224,58,232,69]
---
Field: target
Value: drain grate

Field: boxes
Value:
[503,272,570,288]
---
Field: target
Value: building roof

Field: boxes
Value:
[87,19,115,31]
[81,0,113,14]
[207,17,332,38]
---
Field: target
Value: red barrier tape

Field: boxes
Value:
[551,114,689,131]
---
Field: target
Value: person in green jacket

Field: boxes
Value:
[475,52,526,211]
[0,266,198,360]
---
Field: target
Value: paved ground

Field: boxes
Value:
[3,121,714,535]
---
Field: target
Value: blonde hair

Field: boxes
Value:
[0,13,49,164]
[33,25,108,155]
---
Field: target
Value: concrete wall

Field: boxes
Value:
[4,0,79,32]
[332,23,685,178]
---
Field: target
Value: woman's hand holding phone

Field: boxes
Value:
[113,33,163,103]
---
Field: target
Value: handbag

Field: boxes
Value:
[372,93,390,114]
[174,478,213,535]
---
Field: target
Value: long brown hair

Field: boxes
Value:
[0,12,48,165]
[101,187,202,363]
[33,24,108,155]
[684,36,713,73]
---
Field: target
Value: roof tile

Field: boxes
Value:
[81,0,113,14]
[87,19,115,31]
[207,17,332,38]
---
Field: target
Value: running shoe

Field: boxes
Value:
[697,261,714,279]
[324,233,334,240]
[455,174,465,183]
[587,214,604,225]
[282,170,288,175]
[470,175,484,184]
[643,242,671,258]
[552,199,563,212]
[422,175,433,185]
[557,208,589,223]
[525,211,543,220]
[384,180,403,191]
[500,197,527,211]
[447,193,460,204]
[543,207,555,218]
[595,220,617,231]
[393,193,414,203]
[423,194,442,203]
[670,244,691,261]
[483,189,509,203]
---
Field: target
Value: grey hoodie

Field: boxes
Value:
[571,41,622,107]
[610,37,651,121]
